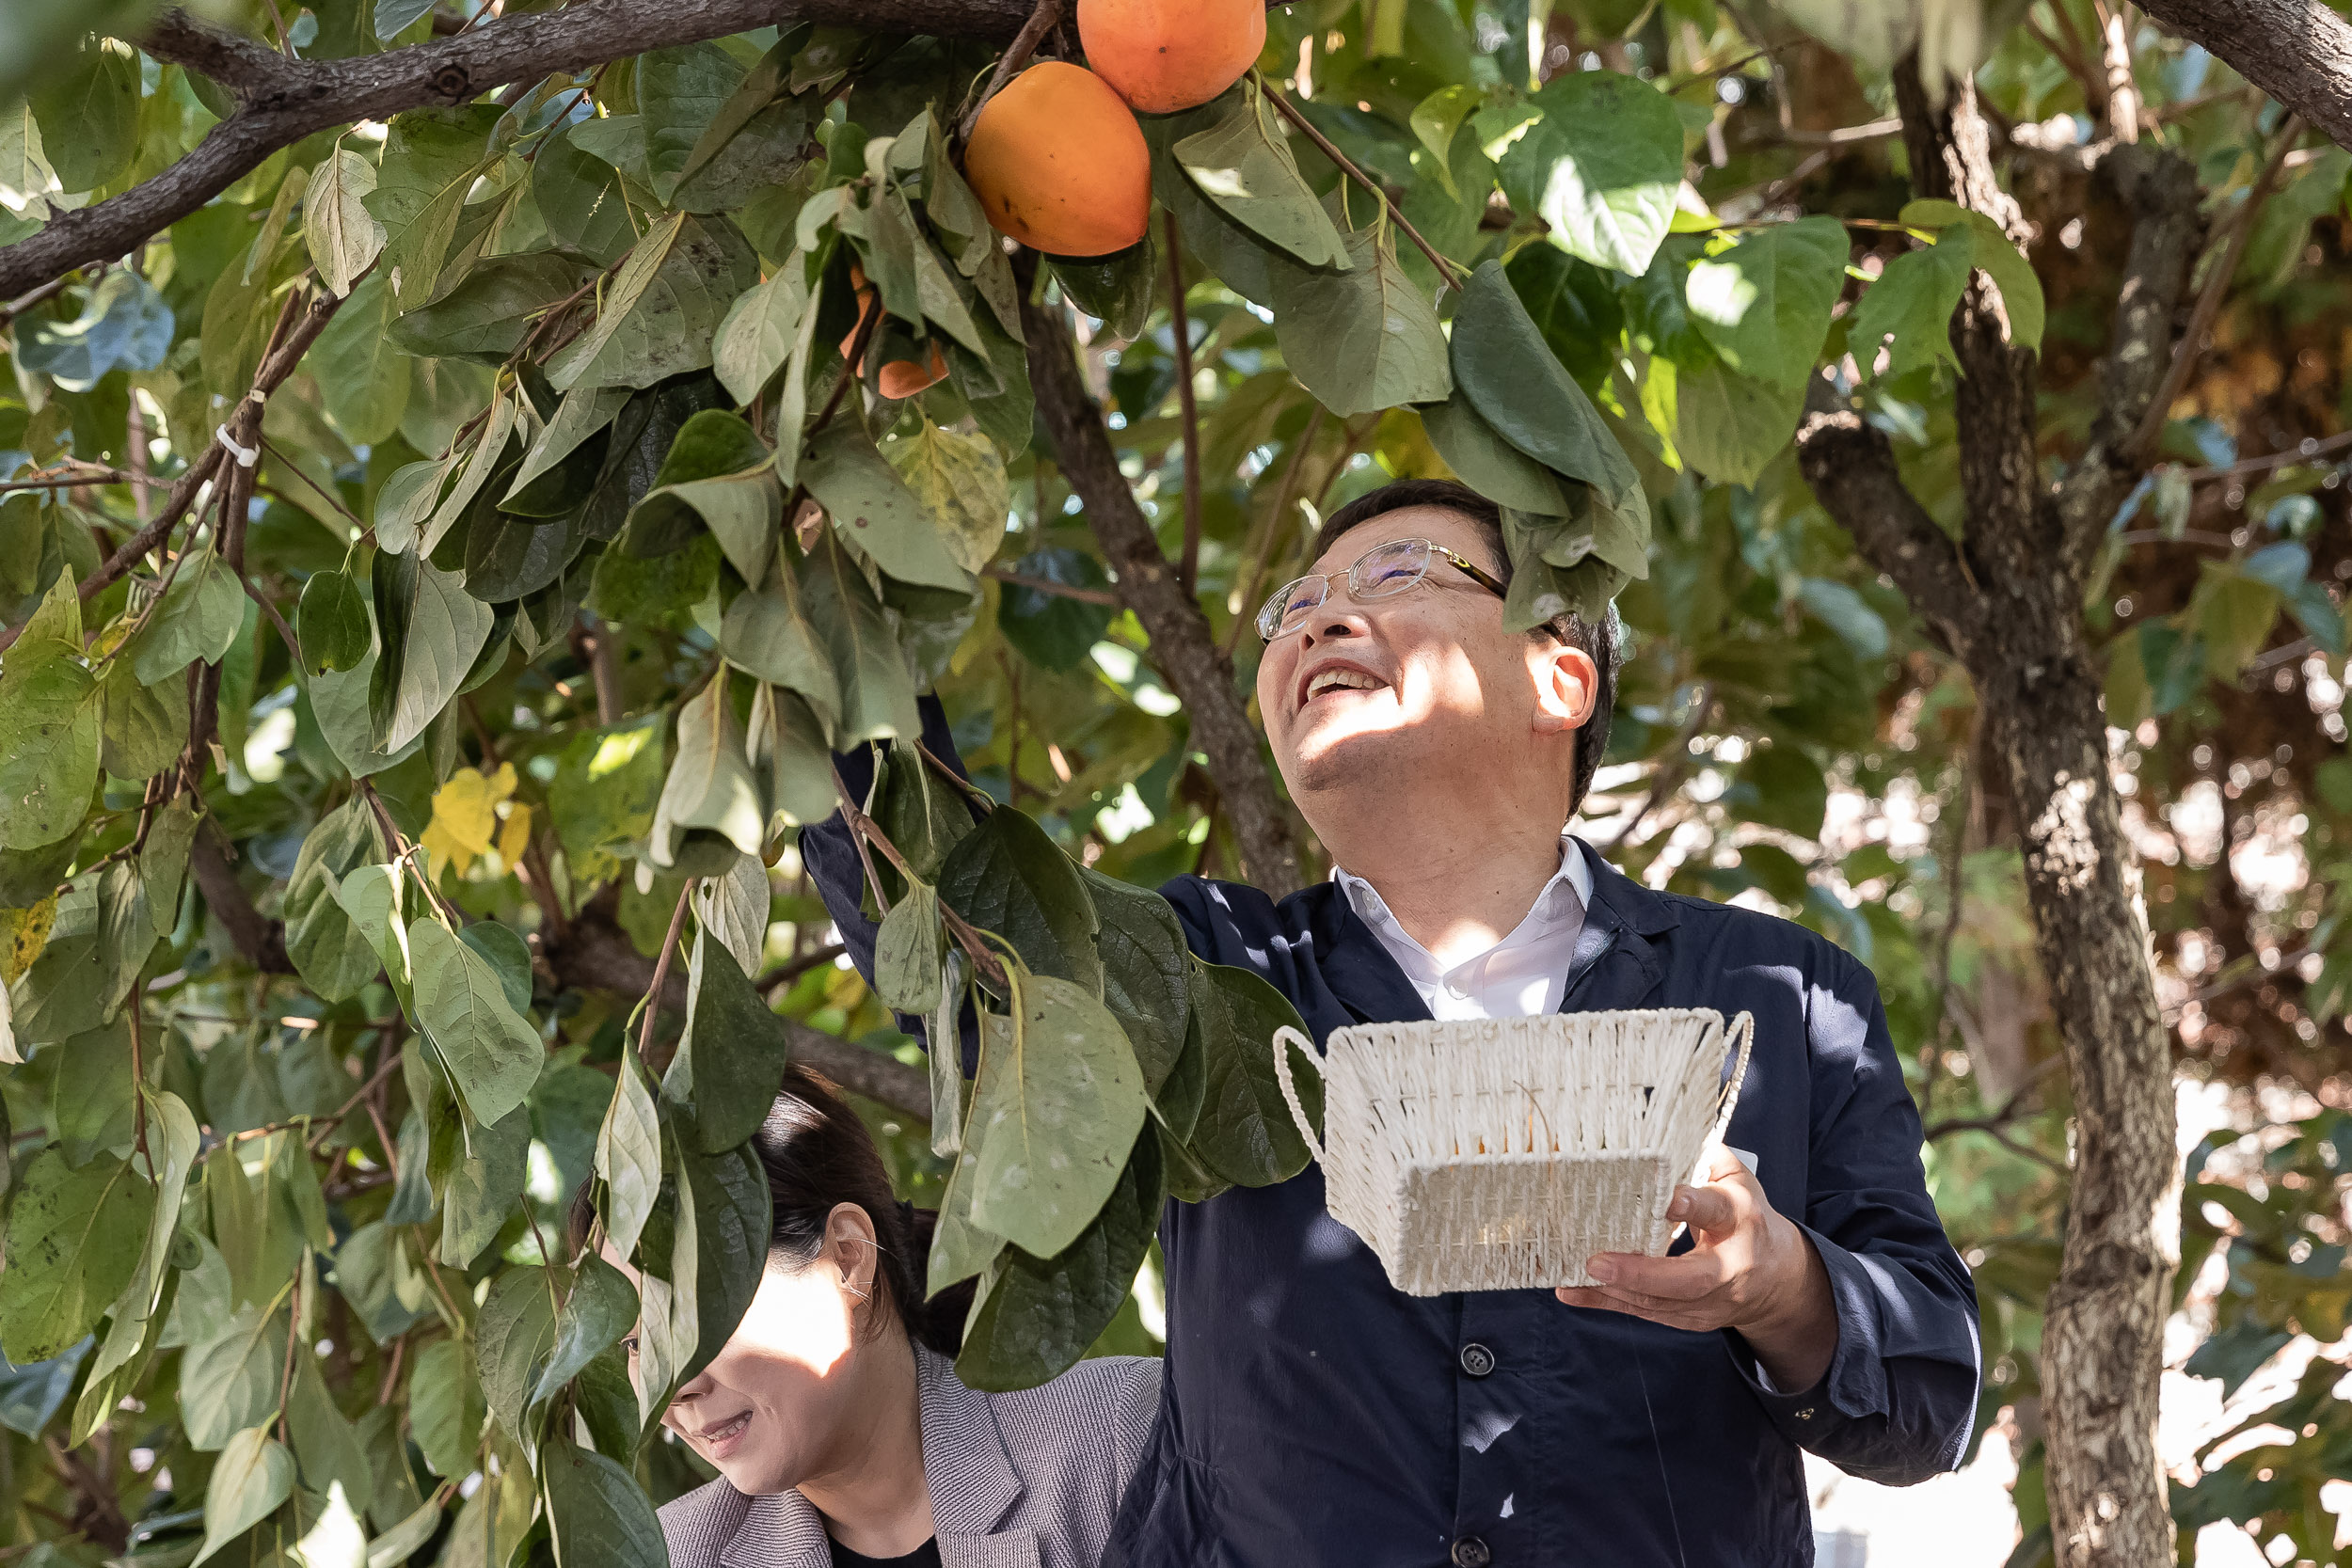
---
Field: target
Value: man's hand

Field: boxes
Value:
[1555,1148,1839,1392]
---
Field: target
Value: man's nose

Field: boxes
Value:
[1299,602,1369,647]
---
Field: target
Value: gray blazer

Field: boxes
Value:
[660,1349,1161,1568]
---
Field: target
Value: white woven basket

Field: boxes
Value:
[1272,1008,1755,1295]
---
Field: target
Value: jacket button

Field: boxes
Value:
[1452,1538,1491,1568]
[1459,1342,1495,1378]
[1796,1407,1815,1420]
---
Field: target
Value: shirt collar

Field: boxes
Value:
[1331,833,1592,963]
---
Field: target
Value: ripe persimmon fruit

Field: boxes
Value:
[962,61,1150,257]
[1077,0,1266,114]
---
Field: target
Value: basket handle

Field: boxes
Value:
[1703,1010,1757,1159]
[1270,1025,1325,1165]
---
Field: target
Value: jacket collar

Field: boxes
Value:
[712,1348,1028,1568]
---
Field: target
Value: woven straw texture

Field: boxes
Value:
[1274,1009,1755,1295]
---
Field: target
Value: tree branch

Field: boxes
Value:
[1166,211,1205,594]
[1021,264,1306,897]
[0,0,1050,298]
[2051,143,2202,576]
[189,817,295,975]
[2133,0,2352,155]
[1793,376,1983,659]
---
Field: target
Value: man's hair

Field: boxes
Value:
[1310,477,1621,817]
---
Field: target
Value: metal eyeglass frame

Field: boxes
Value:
[1256,536,1511,643]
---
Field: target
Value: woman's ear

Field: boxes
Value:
[1531,641,1598,734]
[822,1202,882,1301]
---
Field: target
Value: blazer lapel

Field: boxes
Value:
[1305,885,1431,1030]
[1558,840,1677,1014]
[715,1491,832,1568]
[917,1349,1029,1552]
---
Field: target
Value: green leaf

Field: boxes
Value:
[720,564,842,735]
[803,420,978,594]
[28,38,136,194]
[1668,357,1804,486]
[372,550,495,753]
[1184,957,1317,1188]
[130,547,245,685]
[966,972,1150,1259]
[1506,244,1627,392]
[875,881,945,1013]
[625,409,780,587]
[100,654,189,782]
[507,385,631,506]
[938,808,1102,995]
[287,1354,373,1515]
[374,0,435,39]
[298,570,373,677]
[194,1426,295,1567]
[548,714,667,878]
[594,1048,663,1263]
[748,682,837,826]
[1684,215,1848,388]
[530,1258,639,1408]
[408,1338,485,1478]
[713,269,810,405]
[1267,225,1450,418]
[52,1016,135,1166]
[639,43,746,206]
[1080,867,1188,1098]
[282,798,390,1003]
[94,860,154,1018]
[666,932,793,1152]
[994,548,1114,673]
[883,423,1009,577]
[650,672,767,863]
[311,274,412,446]
[1420,393,1572,515]
[367,1499,445,1568]
[15,271,174,391]
[1449,260,1643,505]
[1846,228,1974,380]
[1047,245,1156,343]
[1175,82,1351,270]
[543,1438,668,1568]
[409,919,544,1125]
[180,1302,290,1450]
[532,126,637,267]
[547,211,761,392]
[958,1130,1161,1392]
[475,1267,561,1450]
[2198,563,2283,677]
[0,1149,152,1362]
[802,532,921,743]
[1897,202,2046,353]
[1730,742,1829,839]
[927,1133,1004,1292]
[389,252,594,363]
[365,107,499,310]
[1498,70,1684,276]
[1408,84,1481,197]
[306,147,386,299]
[674,1138,770,1386]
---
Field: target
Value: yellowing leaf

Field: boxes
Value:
[0,895,56,985]
[422,763,517,877]
[495,800,532,871]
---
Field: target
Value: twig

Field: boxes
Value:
[635,879,697,1068]
[981,565,1122,606]
[1223,405,1327,657]
[2172,428,2352,482]
[240,571,299,658]
[1262,81,1467,289]
[0,268,89,327]
[954,0,1062,145]
[2125,116,2303,461]
[259,435,363,526]
[128,1005,151,1171]
[0,467,174,493]
[1166,210,1205,594]
[359,778,465,927]
[756,942,849,997]
[2090,0,2143,142]
[830,761,1008,987]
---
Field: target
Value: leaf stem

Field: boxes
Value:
[953,0,1063,147]
[635,878,698,1069]
[830,760,1008,989]
[1261,80,1468,290]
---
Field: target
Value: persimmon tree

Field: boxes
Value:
[1,3,2348,1568]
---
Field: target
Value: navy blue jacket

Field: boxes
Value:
[805,719,1979,1568]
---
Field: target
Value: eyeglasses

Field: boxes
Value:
[1255,536,1510,643]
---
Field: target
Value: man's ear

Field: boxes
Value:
[1531,641,1598,734]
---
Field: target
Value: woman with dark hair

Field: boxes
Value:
[613,1062,1160,1568]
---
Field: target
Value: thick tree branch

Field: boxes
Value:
[1021,269,1306,898]
[2052,144,2202,576]
[190,819,294,975]
[0,0,1045,297]
[541,896,930,1118]
[1793,378,1982,659]
[2134,0,2352,154]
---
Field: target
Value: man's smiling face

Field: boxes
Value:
[1256,504,1564,809]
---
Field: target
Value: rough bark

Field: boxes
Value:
[0,0,1043,297]
[2134,0,2352,154]
[1798,66,2192,1568]
[1021,277,1307,897]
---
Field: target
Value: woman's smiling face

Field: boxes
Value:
[609,1205,880,1497]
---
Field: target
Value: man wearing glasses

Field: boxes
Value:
[806,478,1979,1567]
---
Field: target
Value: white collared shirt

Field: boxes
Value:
[1332,836,1593,1021]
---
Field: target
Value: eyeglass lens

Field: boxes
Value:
[1257,539,1436,640]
